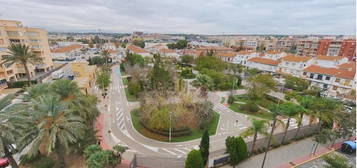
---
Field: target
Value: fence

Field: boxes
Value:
[130,124,319,168]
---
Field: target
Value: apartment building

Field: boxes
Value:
[340,39,356,60]
[315,55,349,68]
[316,39,355,60]
[0,20,53,87]
[296,39,319,57]
[232,51,258,66]
[51,44,83,60]
[278,55,313,77]
[246,57,280,73]
[303,65,355,97]
[159,48,179,59]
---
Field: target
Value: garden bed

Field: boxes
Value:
[124,88,138,102]
[229,103,273,120]
[130,109,220,142]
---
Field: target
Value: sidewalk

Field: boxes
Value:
[221,138,328,168]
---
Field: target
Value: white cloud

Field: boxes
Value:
[0,0,355,34]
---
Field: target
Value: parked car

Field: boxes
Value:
[0,158,9,168]
[341,141,356,154]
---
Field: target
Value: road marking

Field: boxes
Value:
[161,148,178,155]
[173,148,187,155]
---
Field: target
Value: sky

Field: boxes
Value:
[0,0,355,35]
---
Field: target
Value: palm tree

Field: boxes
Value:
[101,49,110,67]
[295,96,314,138]
[4,44,42,84]
[50,79,80,100]
[261,103,283,168]
[0,95,29,168]
[279,102,302,144]
[23,83,51,101]
[23,95,86,168]
[69,95,99,125]
[196,74,213,97]
[240,119,269,154]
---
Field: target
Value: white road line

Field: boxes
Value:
[161,148,178,155]
[173,148,187,155]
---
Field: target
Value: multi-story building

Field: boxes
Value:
[326,40,343,56]
[232,51,258,66]
[0,20,53,88]
[278,55,314,77]
[339,39,356,61]
[296,39,319,57]
[246,57,280,73]
[315,55,349,68]
[316,39,331,56]
[51,44,83,60]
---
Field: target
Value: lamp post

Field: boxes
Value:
[169,111,173,142]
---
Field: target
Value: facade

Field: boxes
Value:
[232,51,257,66]
[51,44,83,60]
[303,65,355,97]
[315,55,349,68]
[0,20,53,88]
[278,55,313,77]
[316,39,331,56]
[339,39,356,60]
[262,51,286,60]
[159,48,179,59]
[296,39,319,57]
[216,52,237,62]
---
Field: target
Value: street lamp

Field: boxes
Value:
[169,111,173,142]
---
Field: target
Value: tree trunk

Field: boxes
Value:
[294,113,304,139]
[3,144,18,168]
[250,132,258,155]
[281,117,291,144]
[22,61,32,85]
[57,145,66,168]
[261,118,277,168]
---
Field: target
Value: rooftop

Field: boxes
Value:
[127,45,149,53]
[304,65,355,80]
[51,44,82,53]
[282,55,312,62]
[248,57,280,66]
[316,55,346,61]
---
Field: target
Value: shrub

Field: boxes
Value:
[8,81,37,88]
[240,102,260,113]
[31,157,56,168]
[185,150,204,168]
[128,81,142,97]
[181,68,196,79]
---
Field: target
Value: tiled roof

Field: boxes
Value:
[304,65,355,79]
[127,45,149,53]
[238,50,254,55]
[51,44,82,53]
[197,46,234,51]
[267,50,283,54]
[182,49,203,56]
[338,62,356,71]
[248,57,280,66]
[216,52,237,57]
[316,55,346,61]
[159,48,176,53]
[282,55,312,62]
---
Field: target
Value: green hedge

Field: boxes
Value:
[8,81,37,88]
[31,157,56,168]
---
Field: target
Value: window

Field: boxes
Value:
[317,74,323,80]
[332,86,338,90]
[286,62,289,65]
[6,31,19,36]
[309,73,314,78]
[0,39,4,45]
[292,63,296,66]
[335,78,340,83]
[325,76,330,81]
[30,39,40,42]
[26,32,39,36]
[303,72,307,75]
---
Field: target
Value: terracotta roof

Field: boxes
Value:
[197,46,234,51]
[248,57,280,66]
[338,62,356,71]
[51,44,82,53]
[159,48,176,53]
[182,49,203,56]
[238,50,254,55]
[304,65,355,79]
[216,52,237,57]
[282,55,312,62]
[127,45,149,53]
[267,50,283,54]
[316,55,346,61]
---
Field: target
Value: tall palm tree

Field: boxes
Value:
[0,95,29,168]
[101,49,110,67]
[279,102,301,144]
[240,119,269,154]
[23,95,86,168]
[4,44,42,84]
[69,95,99,125]
[261,103,283,168]
[23,83,51,101]
[295,96,314,138]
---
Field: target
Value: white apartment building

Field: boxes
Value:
[232,51,258,66]
[278,55,314,77]
[246,57,280,73]
[262,51,287,60]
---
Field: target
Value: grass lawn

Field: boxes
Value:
[124,88,138,102]
[233,94,279,109]
[229,103,273,120]
[130,109,220,142]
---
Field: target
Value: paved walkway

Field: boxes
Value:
[221,137,350,168]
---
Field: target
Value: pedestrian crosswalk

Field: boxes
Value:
[158,145,200,157]
[113,107,126,131]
